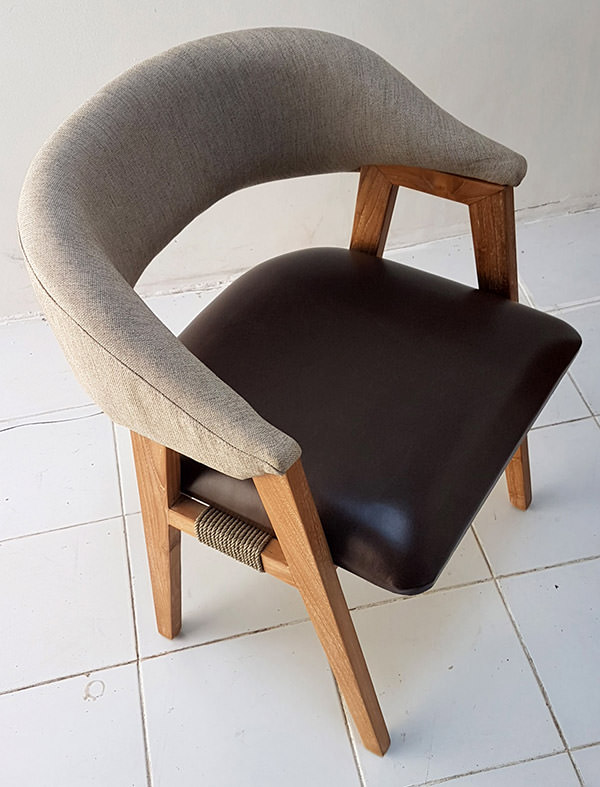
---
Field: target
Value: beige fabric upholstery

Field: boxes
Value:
[17,28,527,479]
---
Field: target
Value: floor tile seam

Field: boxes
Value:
[530,413,594,431]
[6,208,597,323]
[563,204,600,216]
[516,287,600,316]
[473,526,587,787]
[468,521,496,582]
[331,680,367,787]
[0,514,124,545]
[0,280,231,327]
[517,277,536,307]
[490,576,572,753]
[547,297,600,315]
[407,749,571,787]
[570,740,600,752]
[138,613,314,662]
[0,406,102,430]
[136,660,154,787]
[138,578,499,663]
[348,577,494,616]
[516,202,600,225]
[0,311,44,326]
[0,400,98,425]
[140,277,237,300]
[565,750,586,786]
[494,552,600,581]
[0,658,138,698]
[566,372,599,419]
[111,422,153,787]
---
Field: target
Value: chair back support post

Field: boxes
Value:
[469,187,518,299]
[350,167,398,255]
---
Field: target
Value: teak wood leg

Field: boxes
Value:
[130,432,182,638]
[254,460,390,756]
[504,438,532,511]
[469,187,533,511]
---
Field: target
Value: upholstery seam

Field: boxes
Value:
[19,245,287,475]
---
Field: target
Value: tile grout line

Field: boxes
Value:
[471,528,585,787]
[3,516,596,664]
[329,680,574,787]
[0,280,233,328]
[571,740,600,752]
[0,408,103,433]
[139,613,313,663]
[3,207,599,329]
[494,551,600,580]
[566,371,598,420]
[348,576,492,614]
[330,678,367,787]
[518,298,596,423]
[0,514,125,546]
[530,413,594,432]
[0,401,100,426]
[111,423,154,787]
[134,571,526,666]
[407,750,571,787]
[517,276,535,307]
[568,753,589,787]
[547,296,600,314]
[3,547,597,700]
[0,659,138,698]
[349,551,600,636]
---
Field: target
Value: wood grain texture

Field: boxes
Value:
[504,440,532,511]
[254,460,390,756]
[130,432,182,638]
[350,166,398,256]
[167,495,208,535]
[469,186,532,509]
[260,539,294,586]
[469,186,519,299]
[377,164,504,204]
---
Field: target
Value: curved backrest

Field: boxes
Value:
[17,28,526,479]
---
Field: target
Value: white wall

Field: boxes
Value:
[2,1,599,317]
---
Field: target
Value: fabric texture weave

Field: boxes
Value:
[194,506,272,572]
[17,28,527,479]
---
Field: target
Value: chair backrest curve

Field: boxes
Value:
[17,28,526,479]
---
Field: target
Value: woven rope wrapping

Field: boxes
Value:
[194,507,272,572]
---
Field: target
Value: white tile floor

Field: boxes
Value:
[1,208,598,786]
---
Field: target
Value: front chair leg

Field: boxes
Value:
[254,460,390,756]
[130,432,182,638]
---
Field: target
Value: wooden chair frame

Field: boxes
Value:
[131,164,531,757]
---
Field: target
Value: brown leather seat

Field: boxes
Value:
[179,247,580,594]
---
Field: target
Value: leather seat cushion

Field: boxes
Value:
[178,248,581,594]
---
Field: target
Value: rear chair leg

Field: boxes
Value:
[254,460,390,756]
[469,187,533,511]
[504,438,532,511]
[130,432,182,638]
